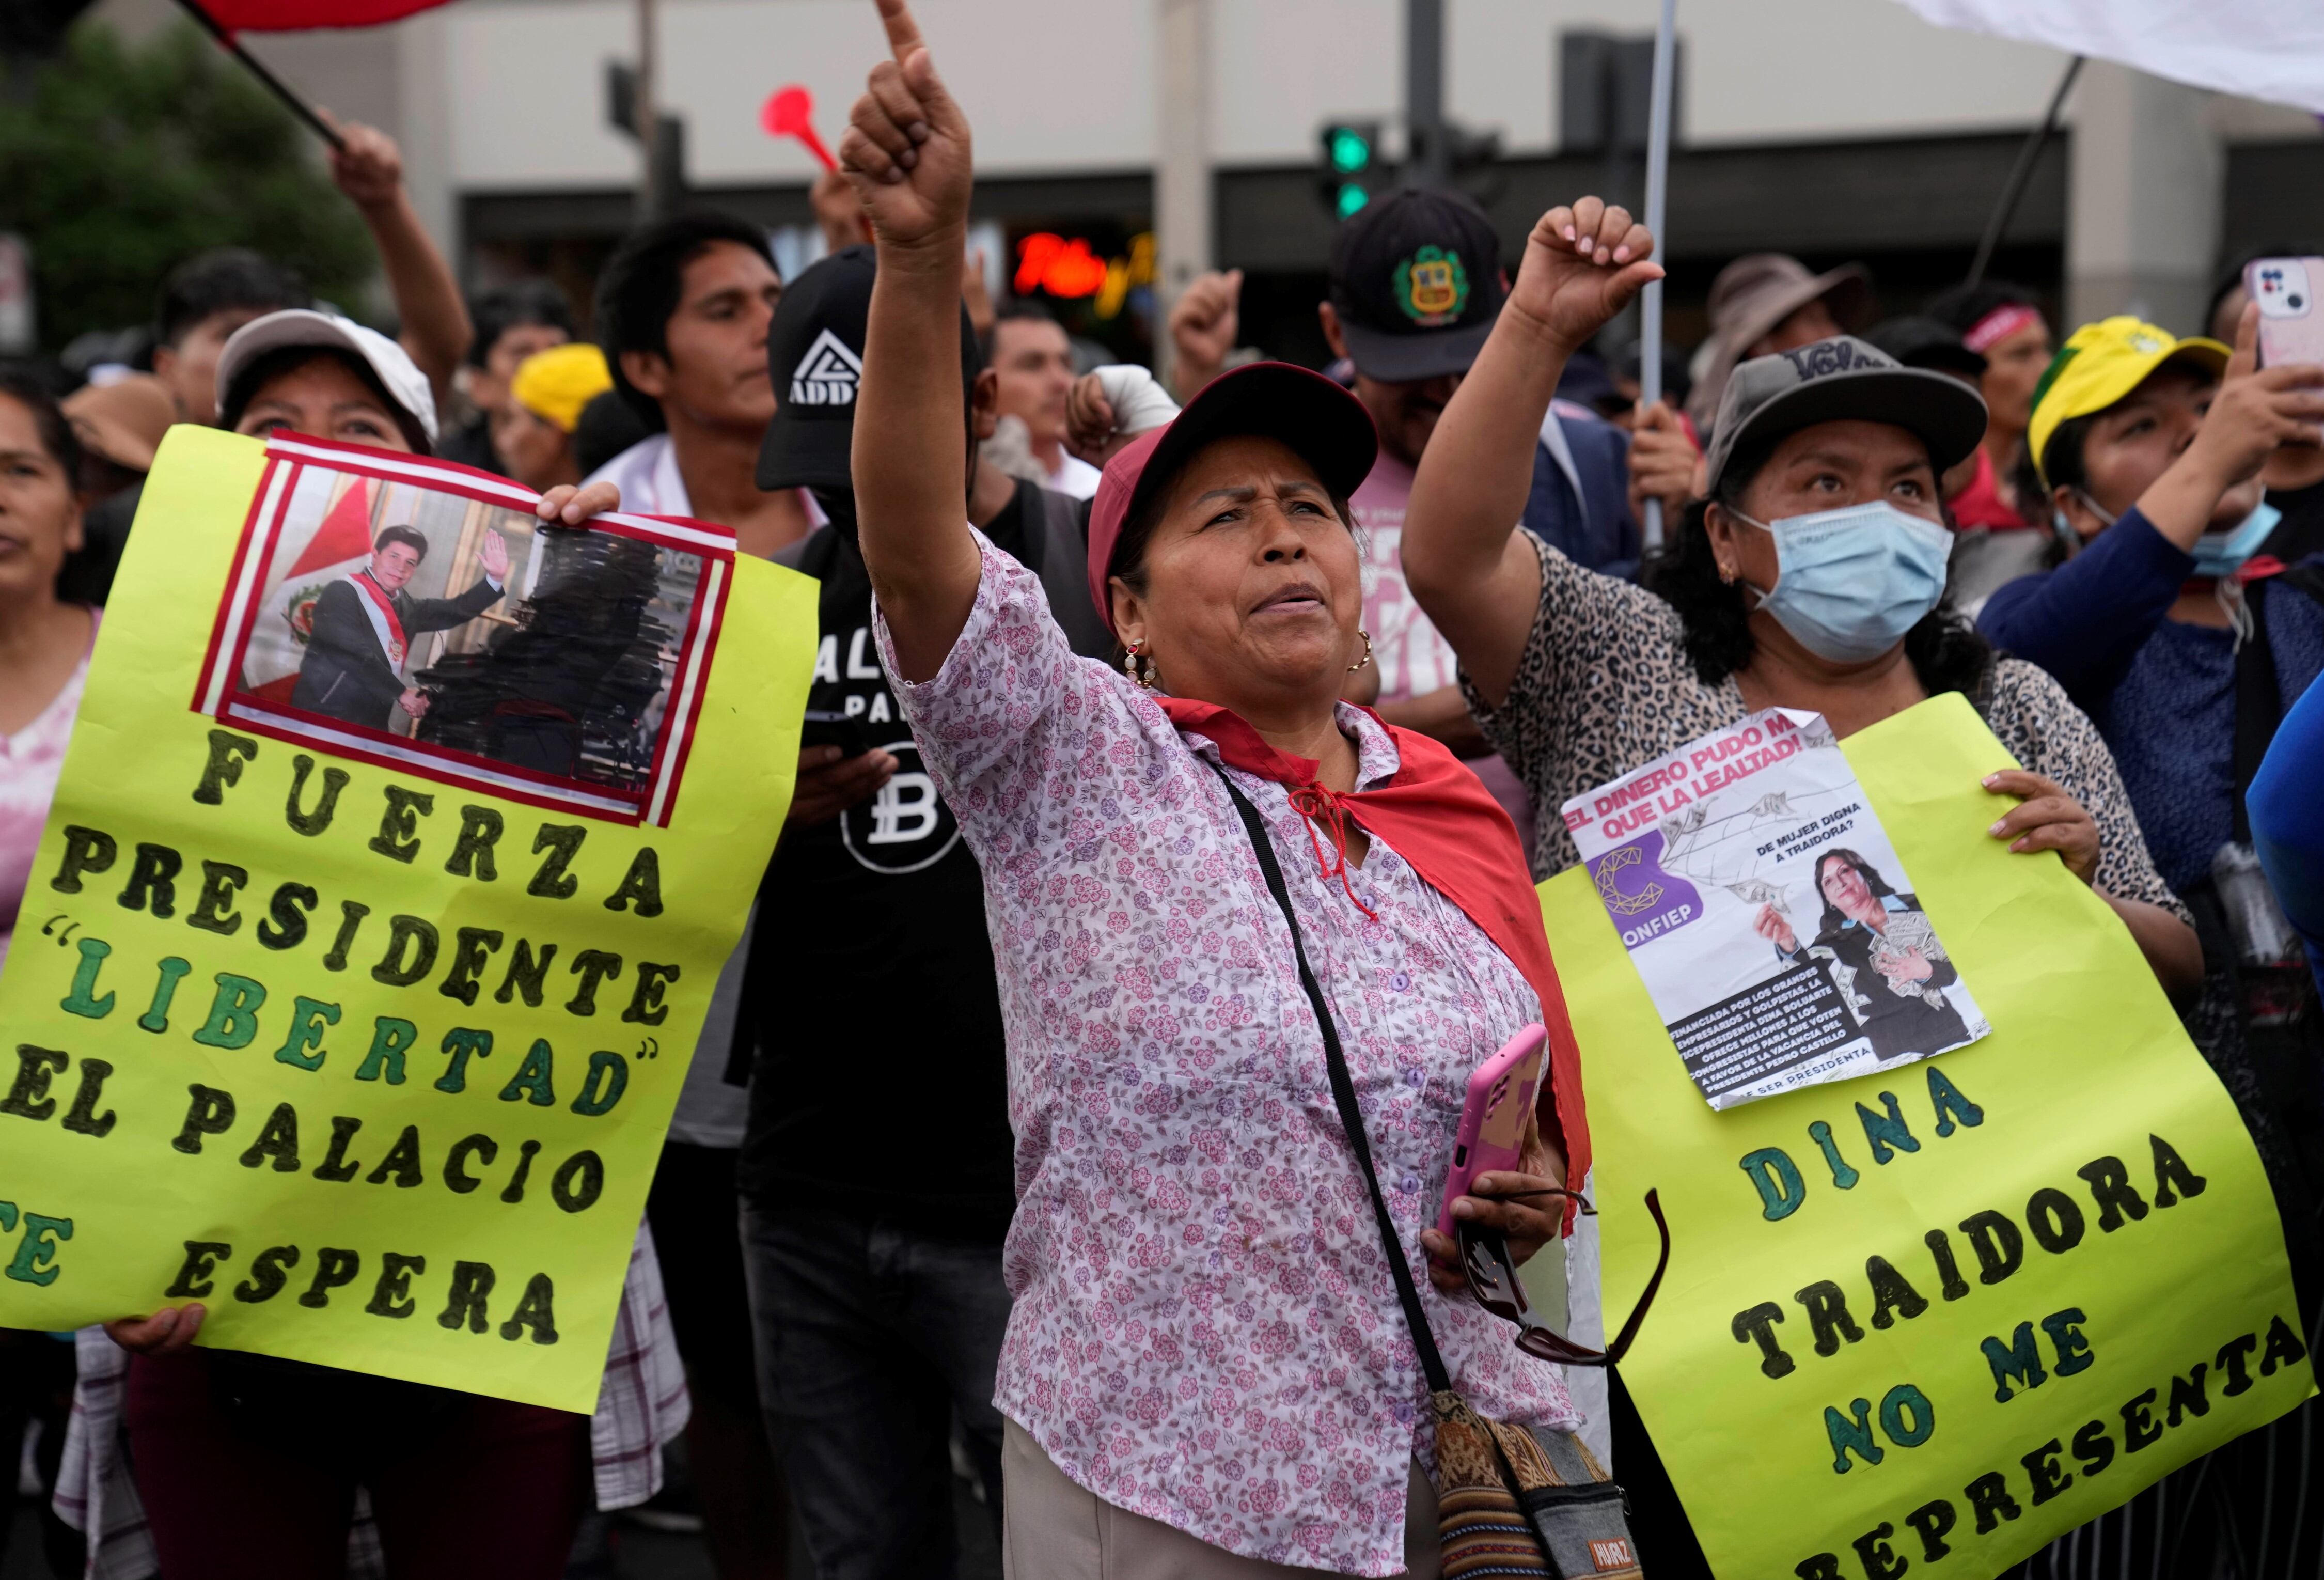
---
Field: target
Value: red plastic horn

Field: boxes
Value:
[760,84,838,173]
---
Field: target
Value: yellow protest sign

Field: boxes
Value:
[0,427,814,1413]
[1544,693,2314,1579]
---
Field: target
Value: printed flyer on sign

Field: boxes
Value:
[0,426,815,1412]
[1561,706,1988,1108]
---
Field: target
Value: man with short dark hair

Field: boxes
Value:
[439,280,575,475]
[1169,190,1637,837]
[150,249,311,426]
[588,211,815,556]
[291,524,508,732]
[986,302,1099,498]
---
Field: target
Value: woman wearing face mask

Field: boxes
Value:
[1401,199,2200,996]
[1403,201,2201,1578]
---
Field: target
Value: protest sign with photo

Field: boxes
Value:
[1564,706,1989,1108]
[1543,695,2313,1580]
[0,427,815,1413]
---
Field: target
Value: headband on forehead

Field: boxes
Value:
[1964,304,2044,356]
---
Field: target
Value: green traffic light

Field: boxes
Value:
[1327,128,1372,175]
[1335,182,1370,220]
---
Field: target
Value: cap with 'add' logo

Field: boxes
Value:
[789,328,862,406]
[757,243,984,493]
[1327,187,1506,384]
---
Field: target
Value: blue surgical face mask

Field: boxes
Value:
[1732,500,1955,664]
[2189,500,2281,580]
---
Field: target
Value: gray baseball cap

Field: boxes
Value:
[1702,336,1987,497]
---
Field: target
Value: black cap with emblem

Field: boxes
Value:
[756,244,983,493]
[1327,188,1508,384]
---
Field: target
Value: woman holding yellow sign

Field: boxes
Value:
[1399,197,2205,1572]
[60,309,678,1580]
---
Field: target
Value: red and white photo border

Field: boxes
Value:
[191,432,733,829]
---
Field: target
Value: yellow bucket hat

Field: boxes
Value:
[2025,316,2229,486]
[510,342,614,434]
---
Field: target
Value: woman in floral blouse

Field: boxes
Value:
[834,4,1606,1574]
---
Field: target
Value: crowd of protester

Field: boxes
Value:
[1,4,2320,1577]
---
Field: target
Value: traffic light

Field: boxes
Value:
[1318,121,1382,221]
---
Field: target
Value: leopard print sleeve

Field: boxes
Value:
[1982,658,2193,926]
[1462,534,1741,875]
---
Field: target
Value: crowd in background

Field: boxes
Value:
[0,9,2320,1578]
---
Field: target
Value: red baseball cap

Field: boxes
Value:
[1085,362,1378,637]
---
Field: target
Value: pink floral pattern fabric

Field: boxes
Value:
[877,535,1580,1577]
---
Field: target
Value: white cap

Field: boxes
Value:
[215,308,439,447]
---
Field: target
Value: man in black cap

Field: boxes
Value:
[1169,189,1638,831]
[735,245,1108,1580]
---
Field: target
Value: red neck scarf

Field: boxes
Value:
[1160,696,1592,1197]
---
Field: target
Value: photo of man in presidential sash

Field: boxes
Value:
[291,520,509,732]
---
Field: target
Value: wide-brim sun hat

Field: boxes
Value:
[215,308,439,447]
[1702,335,1989,497]
[1686,253,1875,426]
[1085,362,1379,637]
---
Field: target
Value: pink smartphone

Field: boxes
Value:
[2246,258,2324,368]
[1437,1024,1547,1238]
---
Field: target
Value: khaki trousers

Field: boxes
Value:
[1001,1417,1441,1580]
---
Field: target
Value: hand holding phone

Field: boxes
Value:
[800,708,870,759]
[1437,1024,1547,1239]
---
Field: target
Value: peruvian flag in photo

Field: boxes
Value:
[193,1,455,30]
[240,472,382,702]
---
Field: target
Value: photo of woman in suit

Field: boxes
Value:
[290,524,509,731]
[1756,847,1974,1062]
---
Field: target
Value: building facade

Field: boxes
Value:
[99,0,2324,359]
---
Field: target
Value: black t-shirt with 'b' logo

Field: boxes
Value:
[737,483,1092,1241]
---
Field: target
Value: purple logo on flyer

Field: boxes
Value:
[1588,830,1703,950]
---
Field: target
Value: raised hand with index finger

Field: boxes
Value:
[837,0,973,255]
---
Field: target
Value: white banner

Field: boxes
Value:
[1889,0,2324,115]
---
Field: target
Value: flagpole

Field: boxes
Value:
[1965,54,2083,290]
[1637,0,1677,556]
[170,0,348,153]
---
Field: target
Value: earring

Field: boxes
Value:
[1123,640,1156,689]
[1717,562,1737,585]
[1347,629,1374,675]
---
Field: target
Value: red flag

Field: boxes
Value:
[287,477,375,578]
[240,477,376,701]
[197,1,453,30]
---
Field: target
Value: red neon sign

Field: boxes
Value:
[1014,233,1110,299]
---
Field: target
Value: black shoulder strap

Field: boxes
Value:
[1211,765,1453,1395]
